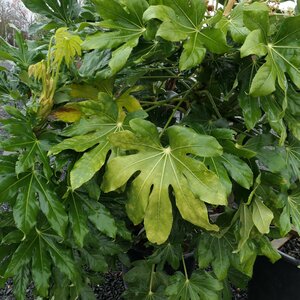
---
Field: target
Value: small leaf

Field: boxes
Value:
[250,61,276,96]
[252,198,273,234]
[221,153,253,189]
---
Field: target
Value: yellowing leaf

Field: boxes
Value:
[28,60,47,81]
[53,27,82,67]
[102,119,227,244]
[52,105,82,122]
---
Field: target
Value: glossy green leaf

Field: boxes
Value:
[165,270,223,300]
[13,264,30,300]
[103,119,226,244]
[221,153,253,189]
[35,174,68,237]
[240,29,267,58]
[252,198,273,234]
[42,234,78,282]
[5,237,37,277]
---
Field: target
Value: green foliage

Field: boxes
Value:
[1,0,300,299]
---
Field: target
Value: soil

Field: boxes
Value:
[279,236,300,260]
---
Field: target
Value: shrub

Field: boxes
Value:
[0,0,299,299]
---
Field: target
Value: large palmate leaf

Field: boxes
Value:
[49,94,134,190]
[144,0,229,70]
[165,270,223,300]
[82,0,149,74]
[241,8,300,96]
[102,119,227,244]
[22,0,81,25]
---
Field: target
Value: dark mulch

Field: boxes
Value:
[0,272,125,300]
[279,236,300,260]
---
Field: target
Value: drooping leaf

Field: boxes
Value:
[53,27,82,67]
[103,119,226,244]
[165,270,223,300]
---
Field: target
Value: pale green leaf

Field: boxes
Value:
[237,204,254,251]
[250,61,276,96]
[252,198,273,234]
[53,27,82,67]
[243,2,270,35]
[240,29,267,58]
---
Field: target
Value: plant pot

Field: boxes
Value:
[248,235,300,300]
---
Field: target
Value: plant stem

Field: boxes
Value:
[159,82,198,138]
[149,264,155,295]
[223,0,236,16]
[198,90,222,119]
[182,255,189,281]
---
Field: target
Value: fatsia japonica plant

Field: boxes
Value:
[0,0,299,299]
